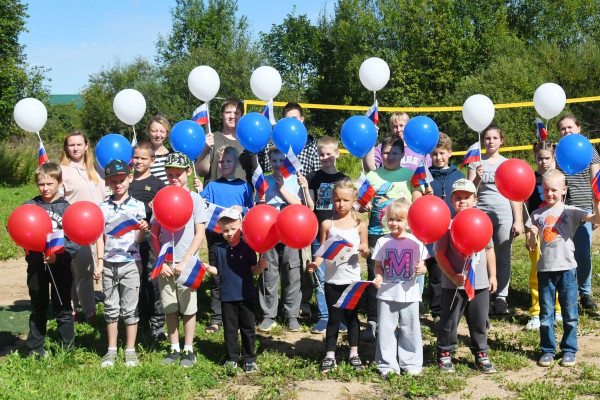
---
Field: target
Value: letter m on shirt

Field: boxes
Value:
[384,248,413,281]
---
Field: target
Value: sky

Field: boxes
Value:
[20,1,332,94]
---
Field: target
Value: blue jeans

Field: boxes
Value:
[538,269,578,355]
[573,209,593,297]
[312,239,328,319]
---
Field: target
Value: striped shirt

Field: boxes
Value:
[149,150,173,186]
[563,146,600,210]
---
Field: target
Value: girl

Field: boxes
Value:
[147,115,173,186]
[373,199,426,377]
[307,179,370,374]
[468,125,523,315]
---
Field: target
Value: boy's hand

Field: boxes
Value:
[475,164,484,179]
[297,174,308,189]
[93,264,103,280]
[415,261,427,275]
[358,203,372,213]
[231,205,243,213]
[488,276,498,294]
[275,174,284,188]
[511,221,523,237]
[423,186,434,196]
[193,177,203,192]
[138,220,149,232]
[529,225,538,237]
[173,262,185,275]
[373,274,383,289]
[44,254,57,264]
[451,273,466,287]
[160,264,173,278]
[357,243,370,258]
[205,132,214,148]
[307,261,318,273]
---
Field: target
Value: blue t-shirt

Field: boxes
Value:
[200,177,254,214]
[215,239,258,301]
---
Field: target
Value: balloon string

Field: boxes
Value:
[373,91,376,103]
[450,254,471,310]
[45,262,63,306]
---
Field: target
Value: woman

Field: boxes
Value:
[146,115,173,185]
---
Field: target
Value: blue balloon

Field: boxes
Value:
[170,120,206,161]
[272,117,307,156]
[236,113,272,153]
[340,116,377,158]
[95,134,133,169]
[403,116,440,155]
[556,134,593,175]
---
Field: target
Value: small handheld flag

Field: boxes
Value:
[175,257,206,290]
[410,161,433,188]
[355,172,375,207]
[45,230,65,257]
[460,142,481,169]
[104,215,141,237]
[192,103,209,126]
[151,242,173,279]
[281,147,303,178]
[38,141,49,165]
[464,255,476,300]
[536,118,548,141]
[334,280,372,310]
[252,165,269,198]
[205,202,226,234]
[314,235,354,261]
[262,99,276,125]
[365,100,379,125]
[592,170,600,202]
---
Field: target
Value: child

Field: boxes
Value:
[204,208,266,373]
[24,162,79,357]
[307,179,370,374]
[128,141,167,341]
[150,152,208,367]
[527,169,600,367]
[306,137,349,333]
[434,178,497,374]
[373,199,426,376]
[200,145,254,334]
[525,141,561,330]
[96,159,147,367]
[257,145,309,332]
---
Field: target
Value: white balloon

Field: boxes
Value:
[250,66,282,101]
[188,66,220,101]
[14,98,47,133]
[462,94,495,132]
[359,57,390,92]
[533,83,566,120]
[113,89,146,126]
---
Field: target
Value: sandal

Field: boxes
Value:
[205,324,220,334]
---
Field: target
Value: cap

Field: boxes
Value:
[217,208,242,222]
[451,178,477,194]
[164,152,191,169]
[105,159,130,178]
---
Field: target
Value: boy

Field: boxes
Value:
[257,145,309,332]
[96,159,147,367]
[306,137,349,333]
[434,178,497,374]
[205,208,266,373]
[150,152,208,367]
[527,169,600,367]
[24,162,79,358]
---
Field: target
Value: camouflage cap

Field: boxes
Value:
[164,152,191,169]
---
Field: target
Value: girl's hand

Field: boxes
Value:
[415,261,427,275]
[529,225,538,237]
[231,205,243,213]
[307,261,318,273]
[423,186,434,196]
[275,174,284,188]
[160,264,173,278]
[451,273,466,287]
[511,221,523,237]
[488,276,498,294]
[297,174,308,189]
[193,177,203,192]
[93,265,103,281]
[373,275,383,290]
[44,254,57,265]
[357,243,370,258]
[475,165,484,179]
[138,219,149,232]
[358,203,372,213]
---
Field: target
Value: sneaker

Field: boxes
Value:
[475,352,497,374]
[580,294,598,311]
[311,319,328,334]
[348,355,365,371]
[224,360,239,374]
[243,362,259,373]
[258,318,277,332]
[494,298,509,315]
[320,357,337,374]
[287,318,301,332]
[554,313,563,326]
[101,350,118,368]
[406,368,422,376]
[125,351,139,367]
[437,352,455,373]
[180,350,196,367]
[526,315,541,330]
[560,353,576,367]
[538,353,554,367]
[361,321,377,342]
[162,348,180,364]
[339,321,348,332]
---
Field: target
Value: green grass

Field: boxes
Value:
[0,183,40,259]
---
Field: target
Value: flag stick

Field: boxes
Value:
[45,262,63,306]
[206,101,212,135]
[449,255,470,309]
[523,203,541,255]
[132,125,137,144]
[314,267,325,296]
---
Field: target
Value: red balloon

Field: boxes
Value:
[277,204,318,250]
[8,204,53,251]
[152,186,194,232]
[408,196,451,244]
[63,201,105,245]
[242,205,280,253]
[495,158,536,202]
[450,208,493,255]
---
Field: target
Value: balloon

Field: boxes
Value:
[462,94,495,132]
[170,120,206,161]
[450,209,493,255]
[359,57,390,92]
[152,186,193,232]
[276,205,318,249]
[113,89,146,126]
[7,204,53,251]
[236,112,272,153]
[242,205,280,253]
[14,98,48,133]
[403,116,440,155]
[340,116,378,158]
[533,83,566,120]
[95,134,133,169]
[495,159,536,202]
[407,196,451,244]
[63,201,105,245]
[250,66,282,101]
[272,117,307,156]
[555,134,593,175]
[188,66,220,102]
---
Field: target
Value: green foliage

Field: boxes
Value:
[0,139,38,186]
[0,182,38,259]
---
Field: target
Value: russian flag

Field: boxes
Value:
[104,214,140,237]
[536,118,548,141]
[45,230,65,257]
[355,172,375,207]
[261,98,276,125]
[464,255,476,300]
[252,165,269,198]
[365,100,379,125]
[333,280,372,310]
[205,202,225,234]
[410,161,433,188]
[281,147,303,178]
[192,103,209,126]
[151,242,173,279]
[460,142,481,169]
[175,257,206,290]
[314,235,354,261]
[592,170,600,202]
[38,141,49,165]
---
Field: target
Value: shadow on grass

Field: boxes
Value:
[0,300,31,356]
